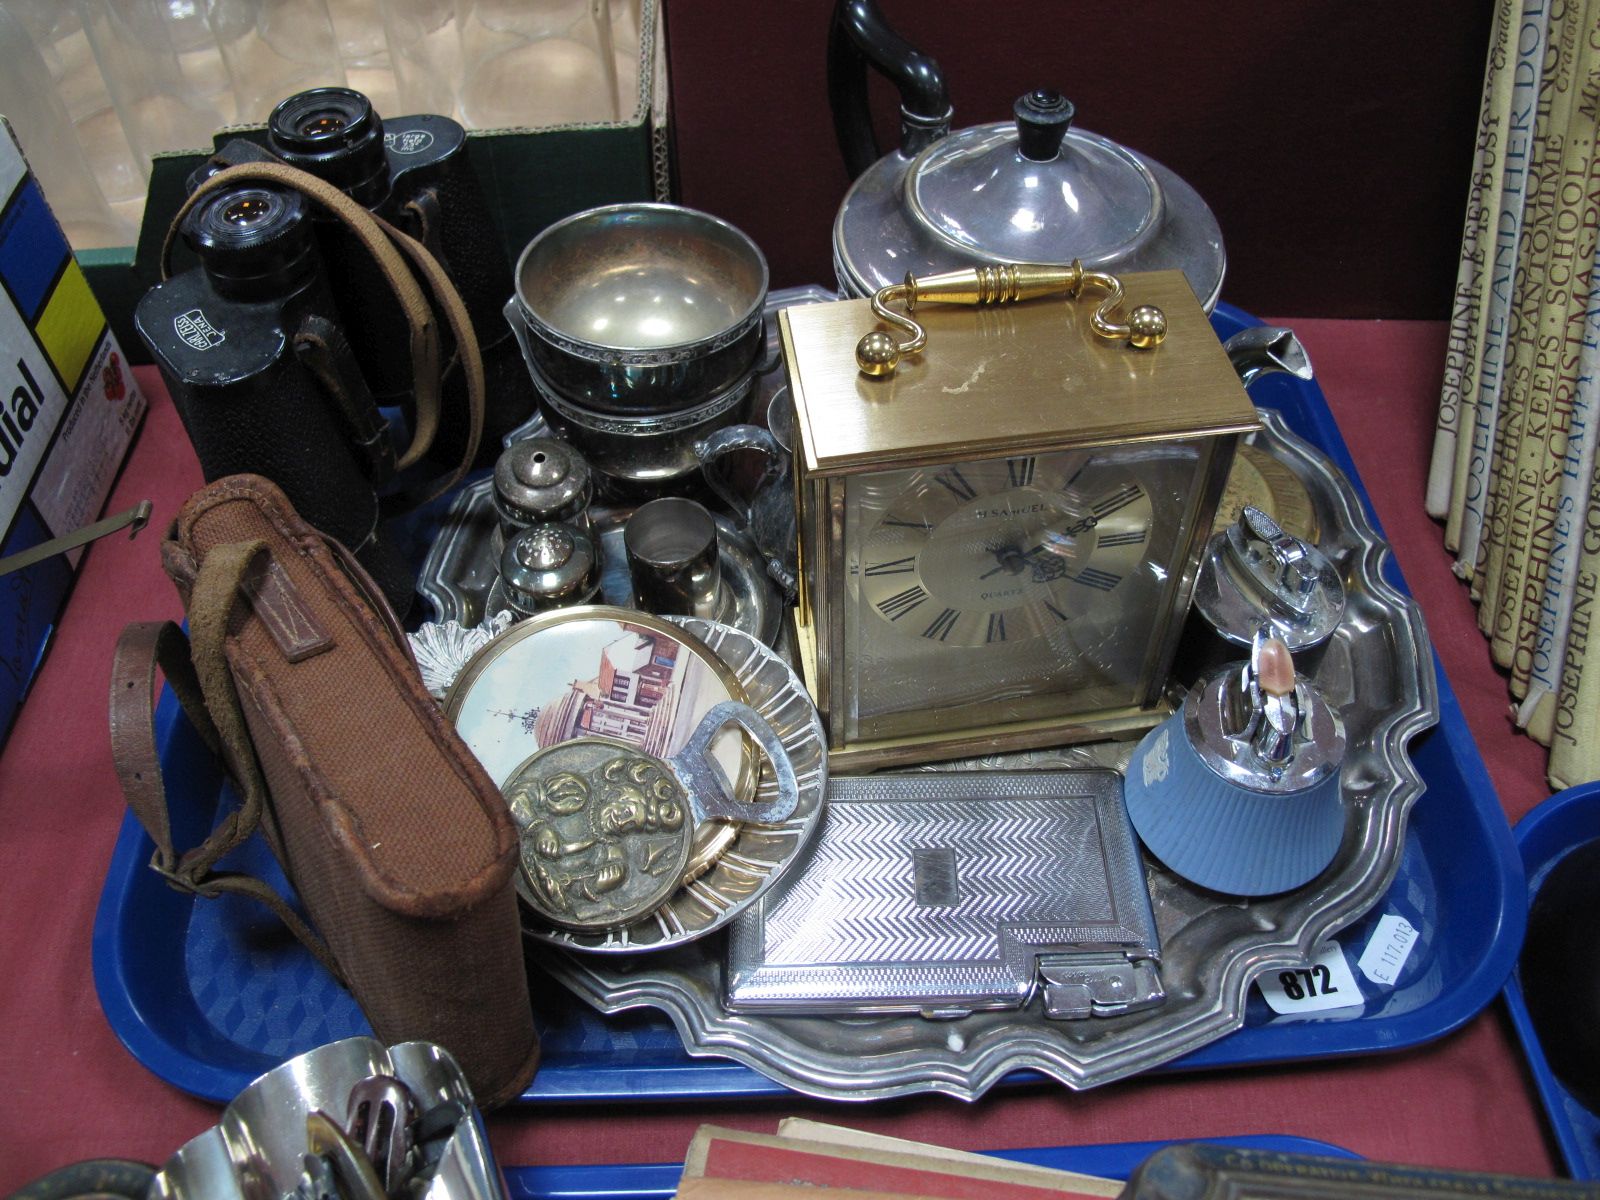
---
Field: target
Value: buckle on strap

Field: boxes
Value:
[147,850,219,898]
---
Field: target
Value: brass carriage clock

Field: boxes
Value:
[781,265,1260,770]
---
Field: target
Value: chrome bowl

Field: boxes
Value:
[511,203,768,414]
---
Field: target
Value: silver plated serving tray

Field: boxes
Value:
[544,406,1440,1099]
[420,483,781,647]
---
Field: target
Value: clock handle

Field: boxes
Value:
[855,262,1168,378]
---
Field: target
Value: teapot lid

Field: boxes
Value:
[905,90,1163,268]
[833,88,1225,308]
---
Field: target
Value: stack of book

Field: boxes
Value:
[666,1123,1600,1198]
[671,1122,1123,1199]
[1428,0,1600,790]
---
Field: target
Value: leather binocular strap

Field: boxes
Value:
[161,162,484,504]
[110,545,346,984]
[377,210,484,506]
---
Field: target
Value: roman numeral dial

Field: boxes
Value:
[855,454,1157,649]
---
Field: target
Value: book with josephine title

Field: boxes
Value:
[1519,237,1600,745]
[1485,0,1596,675]
[1475,0,1573,623]
[1429,0,1516,522]
[1449,0,1550,573]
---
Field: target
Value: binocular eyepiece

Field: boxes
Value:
[184,186,316,298]
[268,88,390,209]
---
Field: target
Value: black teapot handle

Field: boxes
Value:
[827,0,951,180]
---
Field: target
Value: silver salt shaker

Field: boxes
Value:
[498,522,601,615]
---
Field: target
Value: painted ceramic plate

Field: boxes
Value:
[445,607,757,879]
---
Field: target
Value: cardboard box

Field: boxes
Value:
[0,119,146,746]
[82,0,672,363]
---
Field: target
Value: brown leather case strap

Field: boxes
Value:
[182,538,274,872]
[111,620,219,867]
[161,161,482,491]
[110,556,348,984]
[293,315,398,488]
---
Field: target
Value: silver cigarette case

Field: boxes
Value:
[725,769,1164,1020]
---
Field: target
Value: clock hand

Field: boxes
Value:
[979,520,1103,581]
[979,542,1045,580]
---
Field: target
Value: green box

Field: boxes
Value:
[79,0,671,363]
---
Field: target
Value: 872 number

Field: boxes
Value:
[1278,965,1338,1001]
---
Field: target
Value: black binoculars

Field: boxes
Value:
[135,88,536,618]
[133,182,418,613]
[262,87,533,465]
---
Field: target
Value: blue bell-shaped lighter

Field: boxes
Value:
[1123,633,1346,896]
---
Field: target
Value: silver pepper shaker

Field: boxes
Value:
[498,522,601,615]
[493,438,594,539]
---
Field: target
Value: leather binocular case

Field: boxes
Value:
[112,475,539,1107]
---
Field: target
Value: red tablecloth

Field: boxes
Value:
[0,319,1561,1188]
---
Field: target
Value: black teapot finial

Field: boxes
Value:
[1014,90,1075,162]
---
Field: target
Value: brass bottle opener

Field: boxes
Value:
[855,261,1167,378]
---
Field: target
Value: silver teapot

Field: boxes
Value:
[828,0,1226,309]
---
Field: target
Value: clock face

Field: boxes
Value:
[838,444,1205,743]
[857,455,1154,647]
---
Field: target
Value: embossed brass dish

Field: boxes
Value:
[519,617,829,953]
[506,701,798,934]
[508,739,696,933]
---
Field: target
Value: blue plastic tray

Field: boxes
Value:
[1503,783,1600,1179]
[92,303,1527,1103]
[500,1136,1361,1199]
